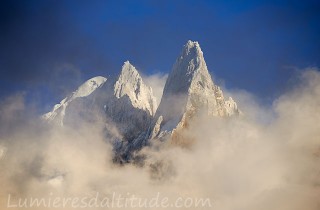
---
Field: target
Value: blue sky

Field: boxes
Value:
[0,0,319,112]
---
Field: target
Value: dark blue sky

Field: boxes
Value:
[1,0,319,112]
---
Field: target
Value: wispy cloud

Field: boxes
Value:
[0,68,319,209]
[142,72,168,107]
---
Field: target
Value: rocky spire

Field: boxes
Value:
[114,61,157,116]
[151,40,240,140]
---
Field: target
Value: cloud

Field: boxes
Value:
[142,73,168,106]
[0,68,319,209]
[167,67,320,210]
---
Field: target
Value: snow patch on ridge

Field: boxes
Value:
[43,76,107,125]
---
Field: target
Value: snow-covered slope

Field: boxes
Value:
[43,76,107,126]
[150,40,239,140]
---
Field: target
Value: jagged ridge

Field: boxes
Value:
[43,40,240,162]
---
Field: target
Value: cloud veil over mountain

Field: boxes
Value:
[0,41,319,210]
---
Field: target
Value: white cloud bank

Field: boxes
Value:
[0,69,319,210]
[142,72,168,107]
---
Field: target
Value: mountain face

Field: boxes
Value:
[150,41,239,141]
[101,62,157,159]
[114,61,157,116]
[44,41,239,161]
[43,76,107,126]
[43,62,157,162]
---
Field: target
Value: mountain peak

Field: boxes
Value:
[184,40,202,55]
[114,61,157,115]
[43,76,107,125]
[115,61,143,98]
[152,41,239,140]
[120,61,139,77]
[162,40,209,96]
[122,60,133,69]
[73,76,107,98]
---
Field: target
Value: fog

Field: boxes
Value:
[0,69,319,210]
[142,72,168,107]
